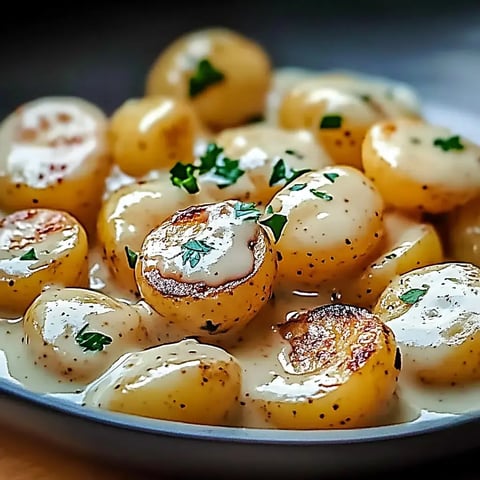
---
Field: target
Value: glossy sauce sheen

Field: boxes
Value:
[0,68,478,429]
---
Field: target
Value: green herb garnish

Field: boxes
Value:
[234,202,261,221]
[75,324,112,352]
[323,172,339,183]
[265,205,274,214]
[319,115,342,129]
[289,183,307,191]
[199,142,244,188]
[169,162,199,194]
[125,246,138,269]
[285,149,304,159]
[259,213,288,242]
[181,239,214,268]
[433,135,464,152]
[269,158,311,187]
[19,248,37,261]
[385,253,397,260]
[310,189,333,201]
[399,287,429,305]
[188,59,225,98]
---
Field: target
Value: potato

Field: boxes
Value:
[23,287,150,383]
[278,73,420,168]
[83,338,242,425]
[261,166,384,289]
[374,262,480,385]
[135,199,277,338]
[212,124,332,205]
[0,209,89,318]
[446,195,480,266]
[109,95,198,177]
[339,210,444,309]
[145,28,271,130]
[0,96,111,233]
[249,304,400,429]
[362,118,480,214]
[97,178,212,296]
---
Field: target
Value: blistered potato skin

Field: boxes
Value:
[0,97,111,233]
[250,304,400,429]
[362,118,480,214]
[23,287,150,383]
[263,166,384,288]
[145,28,272,130]
[374,262,480,385]
[0,209,89,317]
[135,201,277,338]
[84,338,241,425]
[109,96,197,177]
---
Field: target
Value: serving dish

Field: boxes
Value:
[1,0,480,477]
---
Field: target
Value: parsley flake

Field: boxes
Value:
[399,286,429,305]
[181,239,213,268]
[259,213,288,243]
[234,202,261,221]
[269,158,311,187]
[199,143,245,188]
[265,205,274,214]
[310,189,333,201]
[323,172,339,183]
[169,162,199,194]
[433,135,464,152]
[289,183,307,191]
[124,246,138,269]
[285,149,304,159]
[75,324,112,352]
[19,248,37,261]
[319,115,342,129]
[189,59,225,98]
[385,253,397,260]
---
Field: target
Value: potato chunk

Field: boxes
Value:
[135,200,277,338]
[84,338,242,425]
[0,209,89,317]
[0,97,111,233]
[374,262,480,385]
[249,304,400,429]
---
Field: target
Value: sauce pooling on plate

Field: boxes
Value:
[0,27,480,430]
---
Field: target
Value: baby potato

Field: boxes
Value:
[0,209,89,318]
[109,95,197,177]
[213,124,332,205]
[23,287,150,383]
[340,210,444,309]
[84,338,241,425]
[362,118,480,214]
[446,195,480,266]
[249,304,400,429]
[262,166,384,288]
[0,96,111,233]
[135,199,277,338]
[374,262,480,385]
[145,27,272,130]
[97,177,212,296]
[278,73,420,168]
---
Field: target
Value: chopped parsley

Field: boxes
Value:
[265,205,274,214]
[360,94,371,102]
[124,246,138,269]
[323,172,339,183]
[181,239,214,268]
[188,59,225,98]
[269,158,311,187]
[19,248,37,261]
[234,202,261,221]
[319,115,342,129]
[169,162,199,194]
[289,183,307,191]
[75,324,112,352]
[310,189,333,201]
[259,213,288,242]
[385,253,397,260]
[433,135,464,152]
[399,286,429,305]
[285,149,304,159]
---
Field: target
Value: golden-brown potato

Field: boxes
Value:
[249,304,400,429]
[145,28,272,130]
[0,209,89,318]
[23,287,150,383]
[135,200,277,338]
[362,118,480,214]
[109,95,198,177]
[374,262,480,385]
[261,166,385,288]
[84,338,242,425]
[0,96,111,233]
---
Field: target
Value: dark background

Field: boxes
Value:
[1,0,480,119]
